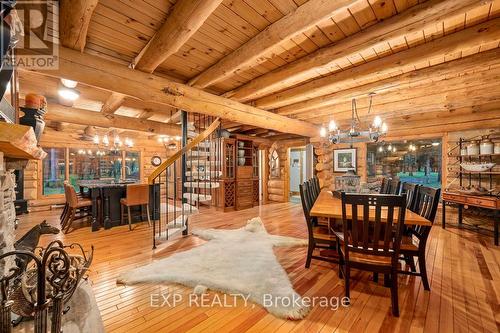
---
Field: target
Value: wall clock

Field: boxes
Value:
[151,155,162,167]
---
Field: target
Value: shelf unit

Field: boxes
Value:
[217,136,259,211]
[453,137,499,193]
[443,135,499,246]
[216,136,260,211]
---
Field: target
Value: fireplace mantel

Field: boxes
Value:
[0,122,46,161]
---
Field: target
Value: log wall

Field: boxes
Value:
[267,142,288,203]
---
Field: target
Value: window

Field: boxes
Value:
[42,147,66,195]
[42,147,141,195]
[68,149,124,187]
[367,139,442,188]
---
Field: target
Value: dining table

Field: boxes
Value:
[310,190,432,227]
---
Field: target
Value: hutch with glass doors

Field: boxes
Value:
[216,136,259,211]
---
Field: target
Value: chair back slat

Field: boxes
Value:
[415,186,441,223]
[299,183,314,240]
[305,180,315,207]
[388,179,401,195]
[350,202,359,247]
[407,186,440,250]
[380,177,390,194]
[341,193,407,260]
[383,205,395,252]
[362,204,370,249]
[402,183,420,212]
[372,205,382,251]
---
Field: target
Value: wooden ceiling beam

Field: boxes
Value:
[225,0,490,102]
[323,101,500,129]
[187,0,354,89]
[101,92,126,114]
[167,110,183,124]
[134,0,223,73]
[45,103,181,136]
[255,18,500,109]
[295,68,500,121]
[241,128,270,136]
[276,48,500,116]
[59,0,99,52]
[23,46,319,137]
[137,109,155,120]
[97,1,220,116]
[309,83,500,124]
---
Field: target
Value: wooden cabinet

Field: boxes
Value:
[215,136,260,211]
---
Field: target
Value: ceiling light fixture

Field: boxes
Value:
[58,86,80,101]
[320,94,387,144]
[60,78,78,88]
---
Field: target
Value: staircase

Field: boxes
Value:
[148,113,222,248]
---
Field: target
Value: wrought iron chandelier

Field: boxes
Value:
[320,94,387,144]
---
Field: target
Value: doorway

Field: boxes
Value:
[289,147,306,203]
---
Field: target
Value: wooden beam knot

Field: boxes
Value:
[162,86,184,97]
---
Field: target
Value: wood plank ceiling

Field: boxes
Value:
[19,0,500,140]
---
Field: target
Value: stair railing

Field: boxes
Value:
[148,115,221,249]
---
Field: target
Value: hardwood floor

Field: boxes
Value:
[16,202,500,333]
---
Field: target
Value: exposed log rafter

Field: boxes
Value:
[59,0,99,52]
[134,0,223,73]
[255,18,500,109]
[188,0,354,89]
[45,103,181,136]
[276,48,500,116]
[225,0,491,102]
[22,46,319,137]
[101,92,126,114]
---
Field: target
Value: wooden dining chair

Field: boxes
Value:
[311,176,320,199]
[388,179,402,195]
[401,183,420,212]
[379,177,391,194]
[304,180,317,210]
[299,183,338,268]
[336,192,407,316]
[120,184,151,231]
[399,186,440,291]
[62,183,92,233]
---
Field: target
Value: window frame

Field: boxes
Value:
[39,146,143,198]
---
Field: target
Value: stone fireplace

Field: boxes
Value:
[0,159,16,278]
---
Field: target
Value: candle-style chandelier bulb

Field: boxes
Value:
[328,120,337,131]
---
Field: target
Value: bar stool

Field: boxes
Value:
[120,184,151,231]
[60,180,85,225]
[62,183,92,233]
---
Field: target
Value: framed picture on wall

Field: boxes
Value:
[333,148,357,172]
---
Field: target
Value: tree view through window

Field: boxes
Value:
[366,139,442,188]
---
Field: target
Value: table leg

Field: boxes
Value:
[458,204,463,225]
[103,190,111,229]
[495,211,499,246]
[91,190,99,232]
[441,200,446,229]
